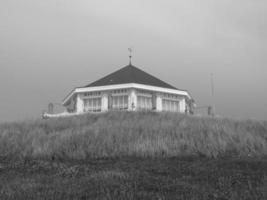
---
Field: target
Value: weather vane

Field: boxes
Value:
[128,47,133,65]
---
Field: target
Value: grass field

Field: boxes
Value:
[0,112,267,199]
[0,157,267,199]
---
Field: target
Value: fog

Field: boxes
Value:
[0,0,266,122]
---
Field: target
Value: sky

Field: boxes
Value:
[0,0,266,122]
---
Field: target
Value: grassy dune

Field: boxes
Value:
[1,157,267,200]
[1,112,267,199]
[0,111,267,160]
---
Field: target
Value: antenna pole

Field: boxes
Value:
[128,48,133,65]
[210,73,216,117]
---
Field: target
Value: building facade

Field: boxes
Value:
[61,64,193,115]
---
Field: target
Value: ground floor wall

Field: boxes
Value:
[72,88,187,114]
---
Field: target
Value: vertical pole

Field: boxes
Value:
[211,73,216,117]
[128,47,133,65]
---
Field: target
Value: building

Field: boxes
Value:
[64,62,193,112]
[44,62,193,118]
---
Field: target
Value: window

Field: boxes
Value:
[112,95,128,110]
[162,99,179,112]
[84,92,101,97]
[111,89,127,94]
[84,97,102,112]
[137,96,152,110]
[136,89,152,110]
[110,89,128,110]
[162,93,180,100]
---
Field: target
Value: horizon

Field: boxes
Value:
[1,0,267,122]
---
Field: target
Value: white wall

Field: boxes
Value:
[101,93,108,111]
[73,88,187,114]
[76,93,84,113]
[156,93,162,111]
[179,98,186,113]
[128,89,137,111]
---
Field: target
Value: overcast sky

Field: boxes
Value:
[0,0,266,122]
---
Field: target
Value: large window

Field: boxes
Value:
[136,89,152,110]
[112,95,128,110]
[84,97,102,112]
[161,93,181,112]
[111,89,128,110]
[162,99,180,112]
[137,96,152,110]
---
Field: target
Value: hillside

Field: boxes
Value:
[0,112,267,199]
[0,111,267,160]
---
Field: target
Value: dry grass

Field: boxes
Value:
[1,157,267,200]
[0,111,267,160]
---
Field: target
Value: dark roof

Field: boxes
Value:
[84,64,178,90]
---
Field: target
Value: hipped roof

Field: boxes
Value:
[84,64,179,90]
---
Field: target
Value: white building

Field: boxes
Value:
[45,63,193,118]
